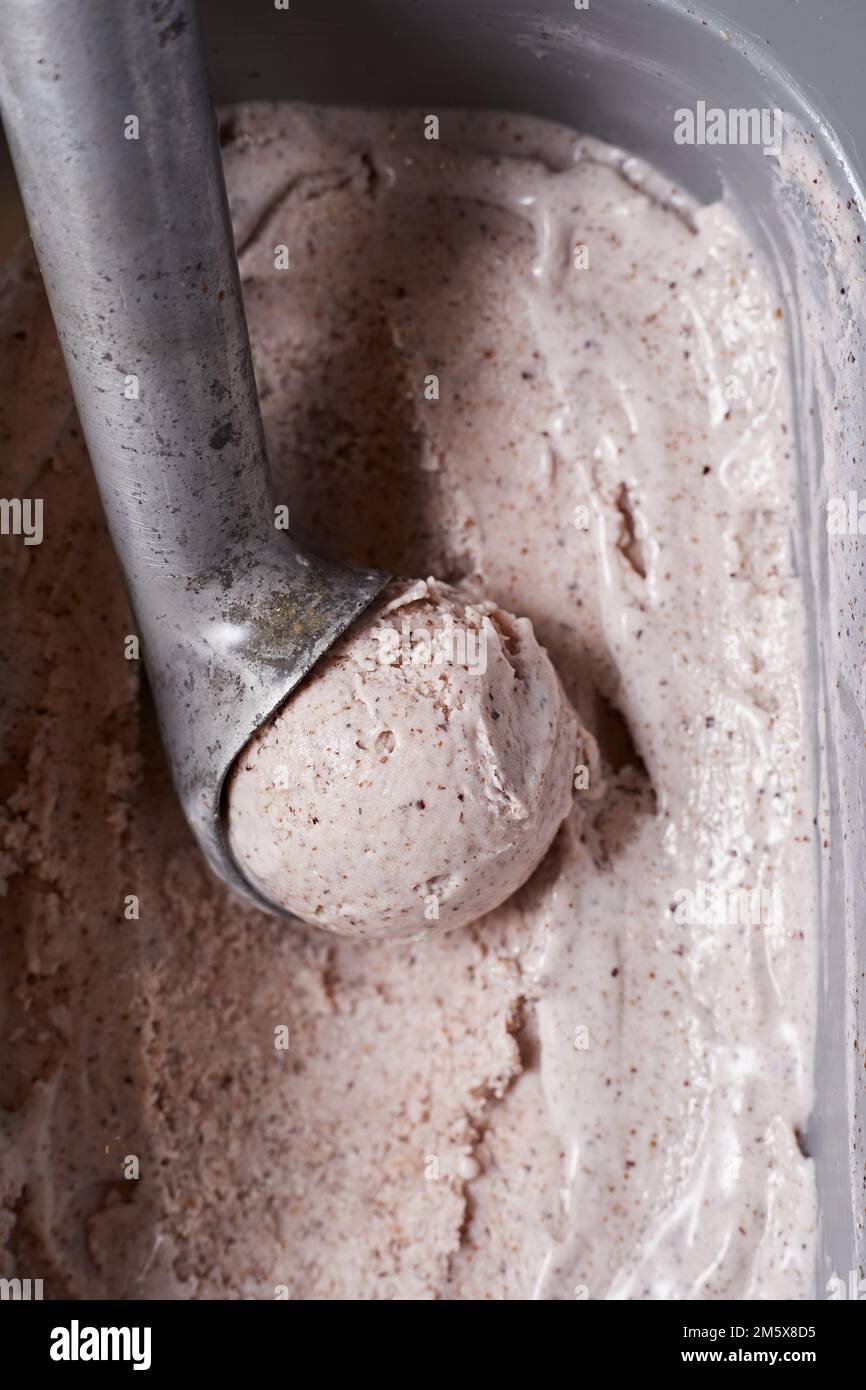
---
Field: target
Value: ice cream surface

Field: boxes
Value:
[226,577,580,937]
[0,104,817,1299]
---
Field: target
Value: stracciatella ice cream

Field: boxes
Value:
[0,103,817,1299]
[226,577,581,938]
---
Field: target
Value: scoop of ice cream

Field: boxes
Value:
[225,577,580,939]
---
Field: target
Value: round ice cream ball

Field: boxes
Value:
[225,577,579,939]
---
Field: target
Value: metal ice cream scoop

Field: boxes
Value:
[0,0,388,911]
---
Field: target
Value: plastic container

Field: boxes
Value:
[3,0,863,1297]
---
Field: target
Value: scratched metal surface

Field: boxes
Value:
[0,0,387,912]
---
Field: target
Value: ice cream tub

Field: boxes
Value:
[0,0,863,1300]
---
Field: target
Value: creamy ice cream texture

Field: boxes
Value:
[0,103,819,1299]
[226,577,580,937]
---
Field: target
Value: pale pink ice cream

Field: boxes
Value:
[0,102,820,1300]
[226,577,580,938]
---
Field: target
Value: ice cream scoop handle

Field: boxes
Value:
[0,0,389,909]
[0,0,270,589]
